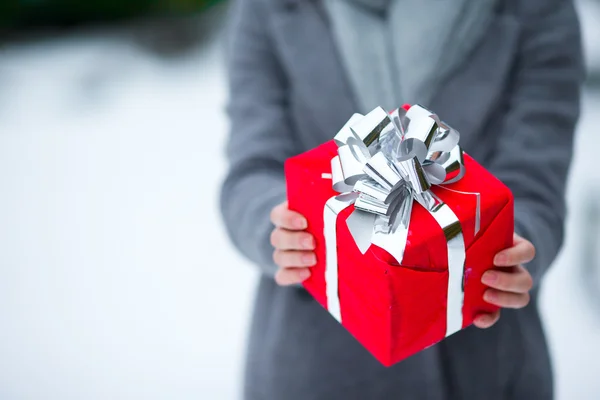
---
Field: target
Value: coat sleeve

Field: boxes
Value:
[220,0,297,276]
[487,0,585,285]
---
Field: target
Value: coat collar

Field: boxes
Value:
[271,0,520,151]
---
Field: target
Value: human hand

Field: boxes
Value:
[270,201,316,286]
[473,233,535,329]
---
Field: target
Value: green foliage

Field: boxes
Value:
[0,0,224,29]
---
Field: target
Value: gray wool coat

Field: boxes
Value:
[220,0,584,398]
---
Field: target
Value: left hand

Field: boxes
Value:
[473,233,535,329]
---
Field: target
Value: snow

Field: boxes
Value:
[0,4,598,399]
[539,91,600,400]
[577,0,600,73]
[0,31,255,400]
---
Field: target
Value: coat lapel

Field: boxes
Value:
[270,1,520,152]
[270,0,359,141]
[429,14,521,153]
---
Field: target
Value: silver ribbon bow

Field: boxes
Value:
[324,105,475,336]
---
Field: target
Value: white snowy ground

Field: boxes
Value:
[0,3,599,399]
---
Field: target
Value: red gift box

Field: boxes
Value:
[285,109,513,367]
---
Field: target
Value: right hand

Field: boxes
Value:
[270,201,316,286]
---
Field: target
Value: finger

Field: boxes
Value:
[483,289,530,309]
[481,265,533,294]
[273,249,317,268]
[494,237,535,267]
[473,310,501,329]
[270,228,315,251]
[270,202,307,230]
[275,267,311,286]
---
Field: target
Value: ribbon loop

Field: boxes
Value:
[348,106,392,150]
[363,152,403,190]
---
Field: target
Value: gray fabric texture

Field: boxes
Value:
[220,0,584,398]
[324,0,498,111]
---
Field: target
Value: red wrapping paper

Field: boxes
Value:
[285,140,513,367]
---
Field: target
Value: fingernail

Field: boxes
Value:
[482,271,498,284]
[294,218,307,229]
[484,291,497,303]
[303,254,316,266]
[494,254,507,265]
[299,269,311,280]
[302,237,314,250]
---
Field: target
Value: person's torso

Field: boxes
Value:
[244,1,553,399]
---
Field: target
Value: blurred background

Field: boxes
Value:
[0,1,598,399]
